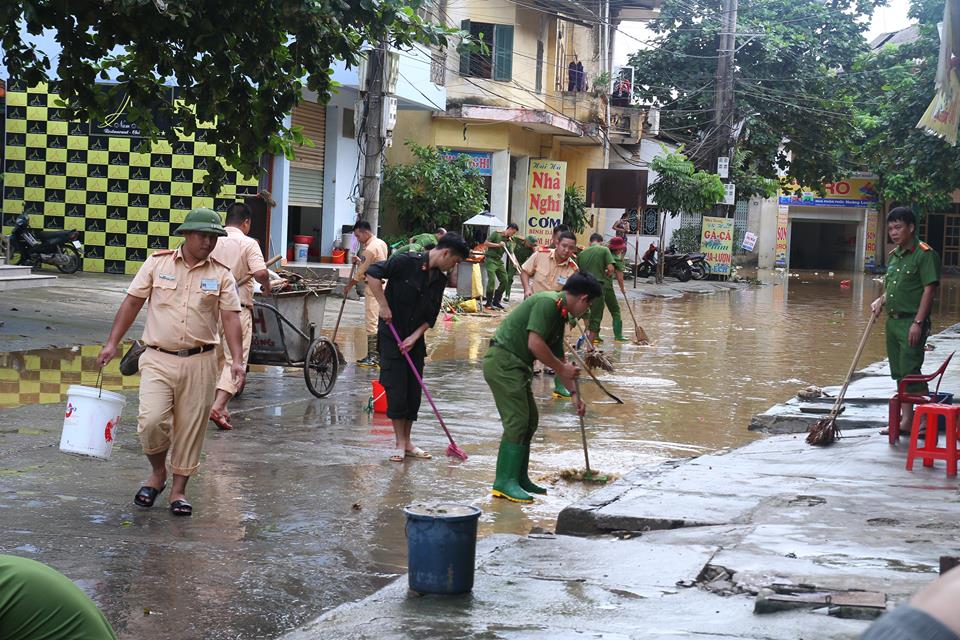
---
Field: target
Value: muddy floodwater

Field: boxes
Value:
[1,270,958,639]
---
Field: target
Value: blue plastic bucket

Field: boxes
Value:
[404,503,481,595]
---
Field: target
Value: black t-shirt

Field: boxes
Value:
[366,251,447,359]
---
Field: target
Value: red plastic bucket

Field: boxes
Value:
[293,234,314,246]
[332,248,346,264]
[371,381,388,414]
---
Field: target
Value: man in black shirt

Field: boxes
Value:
[365,233,471,461]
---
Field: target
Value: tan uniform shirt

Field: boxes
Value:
[210,226,267,307]
[128,248,241,350]
[522,249,579,294]
[355,236,389,280]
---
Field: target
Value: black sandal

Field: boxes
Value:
[134,485,165,508]
[169,499,193,517]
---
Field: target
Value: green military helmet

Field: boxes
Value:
[526,234,538,245]
[176,207,227,236]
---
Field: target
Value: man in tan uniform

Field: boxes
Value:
[521,230,579,297]
[344,220,389,367]
[208,202,272,430]
[97,208,244,517]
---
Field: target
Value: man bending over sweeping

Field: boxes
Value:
[365,233,471,462]
[484,272,602,503]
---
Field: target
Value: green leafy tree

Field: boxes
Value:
[628,0,882,191]
[1,1,455,191]
[563,185,588,234]
[382,142,488,232]
[844,0,960,215]
[649,150,725,282]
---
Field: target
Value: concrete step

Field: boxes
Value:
[0,266,58,291]
[0,265,35,278]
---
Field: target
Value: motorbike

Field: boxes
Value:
[9,212,83,273]
[634,243,693,282]
[669,245,710,280]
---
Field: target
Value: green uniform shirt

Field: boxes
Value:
[512,238,534,266]
[605,254,625,289]
[394,243,423,255]
[491,291,567,366]
[577,244,615,284]
[0,555,117,639]
[411,233,438,249]
[485,231,505,262]
[885,238,940,315]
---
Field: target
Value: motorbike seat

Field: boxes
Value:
[37,230,76,242]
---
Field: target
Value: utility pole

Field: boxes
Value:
[361,41,386,231]
[712,0,738,216]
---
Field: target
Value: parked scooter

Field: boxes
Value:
[635,243,693,282]
[9,213,83,273]
[669,245,710,280]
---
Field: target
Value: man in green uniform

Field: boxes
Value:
[484,222,519,311]
[483,272,602,503]
[503,234,537,302]
[577,233,616,344]
[0,554,117,639]
[604,236,629,342]
[394,229,446,255]
[871,207,941,435]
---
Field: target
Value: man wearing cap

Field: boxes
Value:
[208,202,274,431]
[345,220,389,368]
[484,223,519,311]
[600,236,629,342]
[97,208,244,517]
[503,234,536,303]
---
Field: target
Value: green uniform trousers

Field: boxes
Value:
[886,317,929,393]
[587,285,622,333]
[483,345,538,444]
[485,258,508,298]
[504,260,517,298]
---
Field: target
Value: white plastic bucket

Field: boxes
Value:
[59,385,126,460]
[294,243,309,263]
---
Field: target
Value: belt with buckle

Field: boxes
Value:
[888,312,916,320]
[148,344,216,357]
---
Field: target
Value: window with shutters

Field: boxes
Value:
[459,21,513,82]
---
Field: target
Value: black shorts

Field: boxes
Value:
[379,352,424,421]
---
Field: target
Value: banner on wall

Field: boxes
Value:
[700,216,735,275]
[865,208,878,269]
[525,159,567,244]
[775,205,789,267]
[778,177,879,208]
[440,149,493,176]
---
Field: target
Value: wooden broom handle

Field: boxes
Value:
[830,313,878,415]
[237,254,282,287]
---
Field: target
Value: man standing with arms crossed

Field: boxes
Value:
[97,208,245,516]
[208,202,274,430]
[871,206,941,436]
[345,220,389,368]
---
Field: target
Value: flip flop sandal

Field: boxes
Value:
[405,447,433,459]
[169,500,193,517]
[134,484,165,508]
[389,449,406,463]
[209,409,234,431]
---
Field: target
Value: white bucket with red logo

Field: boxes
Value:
[59,385,126,460]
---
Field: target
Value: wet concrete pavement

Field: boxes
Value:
[1,269,959,638]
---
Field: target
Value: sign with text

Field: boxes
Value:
[741,231,758,252]
[778,177,879,208]
[864,208,878,269]
[775,205,789,267]
[525,159,567,244]
[700,216,735,275]
[440,149,493,176]
[89,84,173,138]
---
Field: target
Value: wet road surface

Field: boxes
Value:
[1,270,958,638]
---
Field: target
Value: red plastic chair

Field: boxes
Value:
[905,404,960,476]
[888,351,955,444]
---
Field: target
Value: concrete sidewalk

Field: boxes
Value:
[287,326,960,639]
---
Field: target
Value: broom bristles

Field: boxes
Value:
[806,417,840,446]
[584,350,614,372]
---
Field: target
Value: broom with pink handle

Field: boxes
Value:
[387,321,468,461]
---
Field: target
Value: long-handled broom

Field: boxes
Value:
[807,312,878,446]
[620,292,651,345]
[562,378,610,483]
[387,321,468,460]
[577,321,614,372]
[565,340,623,404]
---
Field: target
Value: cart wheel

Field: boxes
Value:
[304,337,339,398]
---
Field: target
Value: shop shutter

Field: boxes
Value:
[289,101,325,206]
[493,25,513,81]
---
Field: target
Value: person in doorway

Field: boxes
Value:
[578,233,616,345]
[96,208,245,516]
[0,554,118,639]
[364,233,471,461]
[208,203,273,431]
[483,273,601,503]
[345,220,389,368]
[484,222,519,310]
[871,206,941,436]
[504,235,537,302]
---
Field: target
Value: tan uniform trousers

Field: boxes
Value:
[364,286,381,334]
[137,347,218,476]
[216,307,252,396]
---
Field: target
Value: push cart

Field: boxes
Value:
[248,288,339,397]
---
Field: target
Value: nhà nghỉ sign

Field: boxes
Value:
[699,216,734,275]
[525,159,567,244]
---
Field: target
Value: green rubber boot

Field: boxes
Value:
[552,378,572,399]
[519,443,547,495]
[491,441,534,503]
[613,318,629,342]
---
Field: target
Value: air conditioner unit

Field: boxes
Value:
[646,107,660,136]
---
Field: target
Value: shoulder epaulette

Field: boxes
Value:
[151,249,174,256]
[919,241,931,251]
[209,255,231,269]
[537,246,551,252]
[888,247,897,255]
